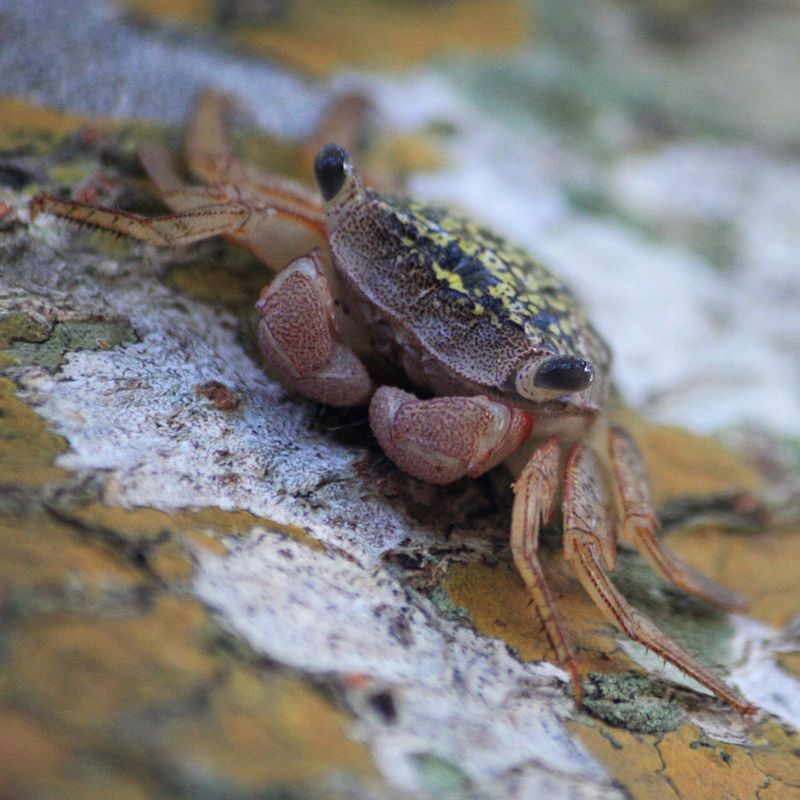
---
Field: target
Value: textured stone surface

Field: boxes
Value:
[2,2,800,798]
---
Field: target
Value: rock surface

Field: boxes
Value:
[1,1,800,799]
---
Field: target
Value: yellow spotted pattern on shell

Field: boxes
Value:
[385,194,603,362]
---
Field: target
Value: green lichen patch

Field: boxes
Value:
[428,586,471,622]
[580,672,685,733]
[413,754,472,799]
[0,312,51,348]
[47,158,110,191]
[3,320,137,371]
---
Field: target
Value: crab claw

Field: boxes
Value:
[369,386,532,484]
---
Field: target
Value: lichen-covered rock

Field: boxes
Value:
[2,2,800,798]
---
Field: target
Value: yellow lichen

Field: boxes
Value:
[749,722,800,787]
[0,513,143,597]
[0,707,68,794]
[60,500,319,549]
[2,591,376,795]
[0,378,69,487]
[6,598,219,728]
[239,0,527,75]
[122,0,527,75]
[0,98,108,150]
[165,670,376,789]
[442,554,637,679]
[665,523,800,628]
[614,410,762,506]
[567,720,666,797]
[777,651,800,681]
[123,0,214,26]
[571,720,795,799]
[147,539,197,582]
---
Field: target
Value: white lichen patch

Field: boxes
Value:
[727,615,800,731]
[194,531,617,797]
[0,0,322,137]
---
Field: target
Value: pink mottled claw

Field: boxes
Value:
[564,443,755,714]
[369,388,531,484]
[609,426,748,612]
[257,250,374,407]
[511,438,583,705]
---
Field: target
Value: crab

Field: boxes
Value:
[31,91,755,714]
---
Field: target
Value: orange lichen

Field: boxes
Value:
[0,378,69,487]
[665,523,800,628]
[614,410,762,506]
[572,720,800,799]
[443,553,637,679]
[122,0,528,75]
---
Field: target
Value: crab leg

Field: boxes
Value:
[511,438,583,704]
[608,426,748,612]
[32,179,325,274]
[370,393,584,695]
[30,196,257,247]
[185,90,322,215]
[563,443,755,713]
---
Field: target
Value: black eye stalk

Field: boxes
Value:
[534,355,594,392]
[314,143,350,202]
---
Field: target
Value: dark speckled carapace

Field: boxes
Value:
[328,185,611,413]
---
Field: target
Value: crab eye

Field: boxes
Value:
[314,143,350,201]
[533,355,593,392]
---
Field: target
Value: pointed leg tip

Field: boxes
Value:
[566,661,584,709]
